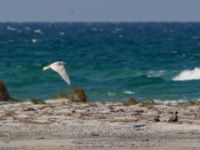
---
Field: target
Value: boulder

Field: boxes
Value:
[123,96,138,106]
[0,80,12,101]
[70,86,87,103]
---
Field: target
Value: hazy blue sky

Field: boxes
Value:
[0,0,200,22]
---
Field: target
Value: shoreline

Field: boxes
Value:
[0,99,200,150]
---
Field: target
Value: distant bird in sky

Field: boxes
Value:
[43,61,71,85]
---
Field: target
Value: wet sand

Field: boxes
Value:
[0,99,200,150]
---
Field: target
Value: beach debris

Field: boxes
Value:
[133,124,146,128]
[139,100,156,108]
[0,111,16,120]
[0,80,14,101]
[52,86,87,102]
[36,137,45,140]
[43,61,71,85]
[23,107,36,111]
[91,132,99,137]
[123,96,138,106]
[168,111,178,122]
[30,99,46,105]
[154,115,160,122]
[134,110,144,115]
[115,108,125,112]
[70,86,87,103]
[51,90,70,99]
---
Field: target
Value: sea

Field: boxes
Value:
[1,22,200,102]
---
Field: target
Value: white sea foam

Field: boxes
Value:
[99,29,104,32]
[123,90,135,95]
[147,70,166,78]
[34,29,43,34]
[115,28,123,31]
[192,36,200,39]
[48,24,52,28]
[119,34,124,38]
[108,91,116,96]
[6,26,16,31]
[172,67,200,81]
[111,28,123,34]
[31,39,37,43]
[154,99,200,104]
[59,32,65,36]
[25,27,31,30]
[153,99,186,105]
[91,27,97,31]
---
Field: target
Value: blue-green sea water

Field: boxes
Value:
[1,22,200,101]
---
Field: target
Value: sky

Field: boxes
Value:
[0,0,200,22]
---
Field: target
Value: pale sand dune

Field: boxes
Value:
[0,99,200,150]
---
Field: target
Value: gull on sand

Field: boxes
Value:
[168,111,178,122]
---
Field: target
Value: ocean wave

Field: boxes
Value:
[6,26,16,31]
[147,70,166,78]
[153,99,185,104]
[91,27,97,31]
[153,98,200,104]
[24,26,31,31]
[59,32,65,36]
[31,39,37,43]
[107,91,116,96]
[123,90,135,95]
[34,29,43,34]
[172,67,200,81]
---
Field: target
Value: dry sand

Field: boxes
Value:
[0,99,200,150]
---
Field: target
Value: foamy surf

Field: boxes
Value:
[123,90,135,95]
[147,70,166,78]
[172,67,200,81]
[34,29,43,34]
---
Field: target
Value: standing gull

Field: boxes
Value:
[154,115,160,122]
[168,111,178,122]
[43,61,71,85]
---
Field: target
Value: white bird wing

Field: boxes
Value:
[43,65,51,71]
[50,64,71,85]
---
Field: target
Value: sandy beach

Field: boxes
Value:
[0,99,199,150]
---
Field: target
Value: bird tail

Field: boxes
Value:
[43,65,50,71]
[66,79,71,85]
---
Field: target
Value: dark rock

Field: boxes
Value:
[30,99,46,105]
[154,115,160,122]
[70,86,87,103]
[0,80,12,101]
[123,97,138,106]
[52,86,87,103]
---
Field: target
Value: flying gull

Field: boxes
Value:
[43,61,71,85]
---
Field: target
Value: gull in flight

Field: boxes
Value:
[43,61,71,85]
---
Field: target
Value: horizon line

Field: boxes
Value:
[1,21,200,24]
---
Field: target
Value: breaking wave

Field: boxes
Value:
[173,67,200,81]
